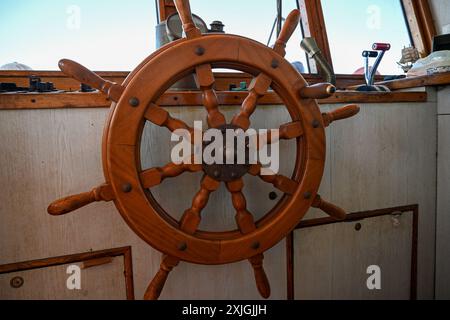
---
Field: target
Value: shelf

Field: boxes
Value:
[376,72,450,90]
[0,90,427,110]
[348,72,450,91]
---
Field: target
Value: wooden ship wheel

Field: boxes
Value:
[47,0,360,300]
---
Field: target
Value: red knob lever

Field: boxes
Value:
[372,43,391,51]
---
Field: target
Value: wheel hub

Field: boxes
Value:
[202,125,251,182]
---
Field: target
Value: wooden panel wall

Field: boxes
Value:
[0,98,437,299]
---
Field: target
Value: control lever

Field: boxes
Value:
[300,37,336,86]
[357,43,391,92]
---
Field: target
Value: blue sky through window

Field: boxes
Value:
[0,0,157,71]
[322,0,412,74]
[0,0,411,74]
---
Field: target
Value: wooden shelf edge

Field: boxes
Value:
[0,71,382,91]
[348,72,450,91]
[0,90,427,110]
[158,91,427,106]
[0,92,111,110]
[376,72,450,90]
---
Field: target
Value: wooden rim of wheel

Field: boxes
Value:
[104,34,326,265]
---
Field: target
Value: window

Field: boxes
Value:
[188,0,309,72]
[321,0,412,75]
[1,0,429,77]
[0,0,157,71]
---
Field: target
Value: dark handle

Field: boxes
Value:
[47,191,96,216]
[47,184,114,216]
[313,195,346,220]
[363,51,379,58]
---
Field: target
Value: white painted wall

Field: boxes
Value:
[416,1,450,298]
[300,101,437,299]
[436,86,450,299]
[429,0,450,34]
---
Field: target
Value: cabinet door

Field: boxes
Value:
[294,213,413,300]
[0,256,126,300]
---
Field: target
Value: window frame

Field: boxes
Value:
[401,0,436,56]
[157,0,436,80]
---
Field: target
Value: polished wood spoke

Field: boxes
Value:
[231,10,300,131]
[47,183,114,216]
[174,0,202,39]
[231,75,273,131]
[256,121,304,149]
[58,59,124,102]
[140,160,202,189]
[145,175,220,300]
[249,164,298,195]
[145,103,195,142]
[322,104,360,127]
[144,255,180,300]
[312,195,347,220]
[195,64,226,128]
[272,9,301,56]
[226,179,271,299]
[226,179,256,234]
[299,83,336,99]
[180,175,221,234]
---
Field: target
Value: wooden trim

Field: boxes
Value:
[158,0,177,21]
[157,91,426,105]
[402,0,436,56]
[287,205,419,300]
[0,71,384,91]
[0,91,427,110]
[374,72,450,91]
[81,257,114,269]
[323,91,427,104]
[0,92,111,109]
[0,246,135,300]
[0,70,127,77]
[411,205,418,300]
[286,232,295,300]
[297,0,333,74]
[0,70,127,93]
[296,205,418,229]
